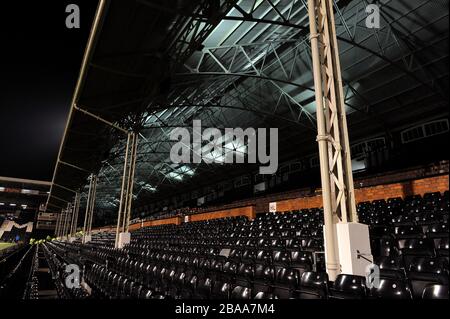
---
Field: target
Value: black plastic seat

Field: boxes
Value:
[196,277,212,299]
[436,237,449,257]
[370,226,394,239]
[231,286,252,299]
[297,271,329,299]
[399,238,435,261]
[236,263,254,287]
[229,249,243,262]
[330,274,367,299]
[369,278,412,299]
[408,257,449,299]
[255,250,272,265]
[374,236,400,257]
[425,223,449,239]
[222,261,238,280]
[272,268,300,299]
[241,249,256,263]
[416,212,441,226]
[395,225,423,239]
[131,284,143,299]
[305,238,323,251]
[290,251,313,275]
[172,270,188,294]
[273,250,291,268]
[421,284,449,299]
[180,274,198,299]
[374,256,405,280]
[286,238,303,250]
[211,281,231,299]
[252,264,275,295]
[211,258,225,280]
[253,291,278,299]
[142,288,153,299]
[392,215,414,227]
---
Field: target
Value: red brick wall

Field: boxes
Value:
[188,205,256,222]
[141,216,181,227]
[275,174,449,212]
[355,174,448,203]
[129,163,448,228]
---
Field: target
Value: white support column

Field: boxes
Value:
[115,133,131,248]
[65,204,73,239]
[115,132,138,249]
[63,206,68,238]
[125,134,138,233]
[307,0,372,280]
[62,211,67,238]
[87,175,98,237]
[55,213,61,237]
[70,192,81,240]
[83,174,97,244]
[83,176,93,242]
[58,212,64,238]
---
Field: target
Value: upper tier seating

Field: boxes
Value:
[45,191,448,299]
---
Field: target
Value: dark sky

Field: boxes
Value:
[0,1,98,181]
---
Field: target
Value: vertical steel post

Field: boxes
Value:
[83,174,94,242]
[61,209,66,237]
[58,212,64,237]
[307,0,339,280]
[87,175,98,236]
[122,134,133,233]
[67,205,72,237]
[64,209,68,236]
[63,205,71,238]
[115,133,131,248]
[55,213,60,237]
[61,211,66,237]
[71,192,81,236]
[307,0,359,280]
[327,0,358,223]
[69,193,77,237]
[125,133,138,232]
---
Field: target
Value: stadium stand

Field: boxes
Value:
[0,0,448,309]
[27,190,447,300]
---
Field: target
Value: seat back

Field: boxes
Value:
[375,256,405,279]
[422,284,449,299]
[231,286,252,299]
[370,278,412,299]
[331,274,367,299]
[298,271,329,299]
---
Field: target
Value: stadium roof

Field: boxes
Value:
[46,0,449,214]
[0,176,50,211]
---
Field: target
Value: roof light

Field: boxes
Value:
[167,172,183,181]
[10,203,16,207]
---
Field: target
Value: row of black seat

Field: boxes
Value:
[47,192,449,299]
[81,255,449,299]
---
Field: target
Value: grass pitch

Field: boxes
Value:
[0,242,16,251]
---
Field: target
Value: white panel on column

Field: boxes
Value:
[83,234,92,244]
[335,223,373,277]
[117,232,131,249]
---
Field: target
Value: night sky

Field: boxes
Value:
[0,1,98,181]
